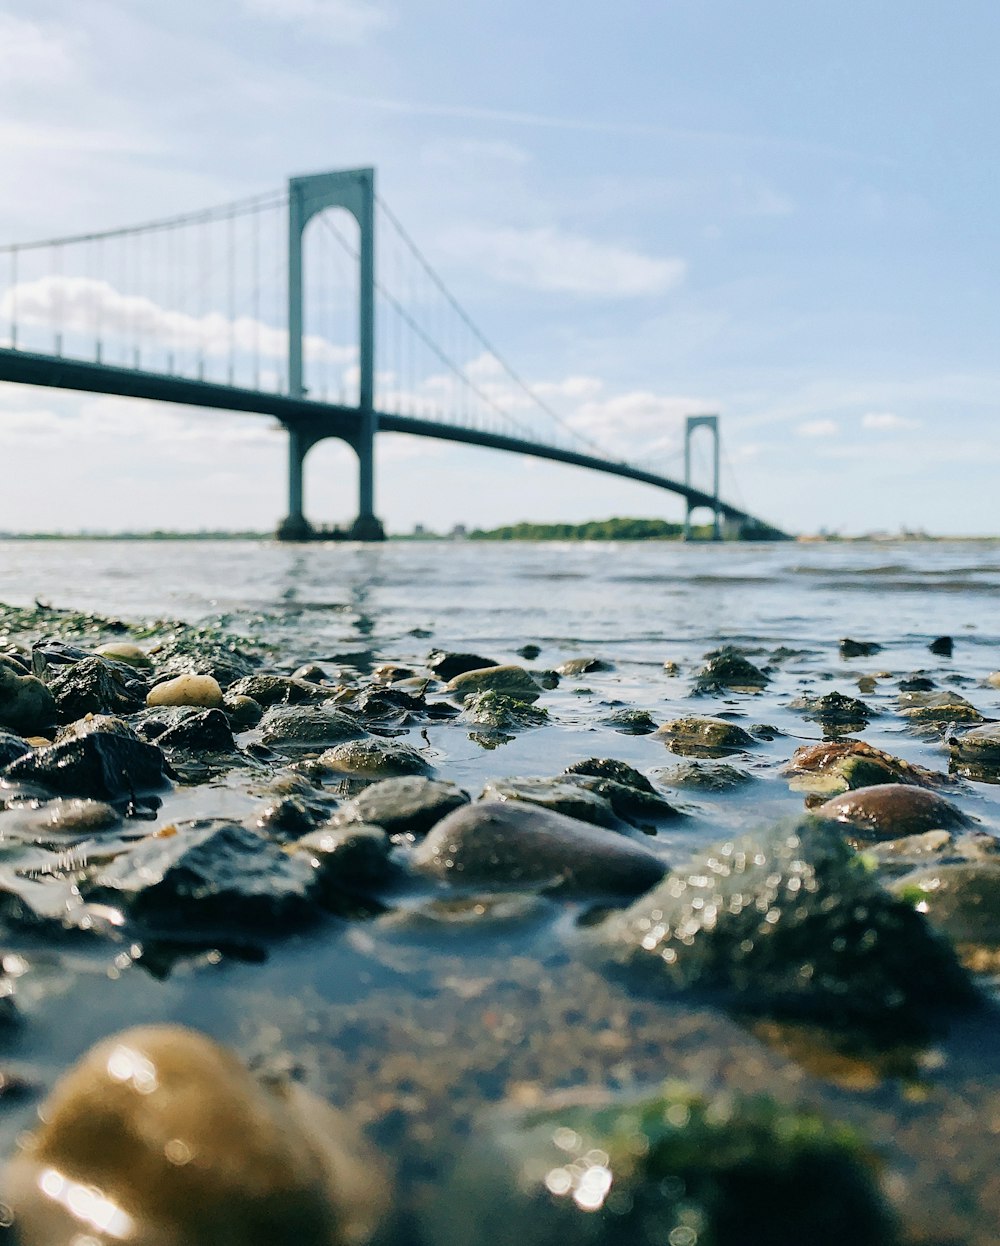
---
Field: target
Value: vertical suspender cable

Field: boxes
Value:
[227,207,235,386]
[9,246,17,350]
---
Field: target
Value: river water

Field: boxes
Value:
[1,537,999,1243]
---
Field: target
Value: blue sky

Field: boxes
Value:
[0,0,998,535]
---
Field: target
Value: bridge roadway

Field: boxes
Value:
[0,347,784,536]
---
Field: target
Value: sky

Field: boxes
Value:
[1,0,999,536]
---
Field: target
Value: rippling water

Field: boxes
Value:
[2,537,1000,1243]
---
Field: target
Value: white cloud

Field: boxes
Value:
[0,276,354,369]
[861,411,919,431]
[238,0,390,42]
[0,14,78,87]
[442,225,685,297]
[796,419,839,438]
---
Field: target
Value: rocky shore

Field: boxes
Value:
[0,600,999,1243]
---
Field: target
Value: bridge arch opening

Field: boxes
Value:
[683,413,721,541]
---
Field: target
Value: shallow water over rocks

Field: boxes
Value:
[0,538,998,1243]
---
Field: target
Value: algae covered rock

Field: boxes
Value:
[694,649,769,693]
[460,690,548,733]
[427,650,499,680]
[260,705,367,752]
[319,737,434,779]
[597,818,976,1037]
[446,664,542,704]
[4,1024,390,1246]
[655,716,756,757]
[481,777,620,828]
[789,690,872,730]
[892,862,1000,953]
[948,722,1000,781]
[431,1084,899,1246]
[599,707,658,735]
[411,800,666,898]
[783,738,951,795]
[50,655,147,720]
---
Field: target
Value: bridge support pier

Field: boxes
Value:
[683,414,722,542]
[348,412,385,541]
[275,423,386,542]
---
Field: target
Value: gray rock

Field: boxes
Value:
[228,674,330,706]
[157,708,237,754]
[599,707,657,735]
[0,797,122,840]
[480,777,620,828]
[0,730,32,767]
[694,650,769,692]
[563,757,657,793]
[223,693,265,730]
[556,656,612,676]
[656,760,755,791]
[291,824,393,892]
[460,691,548,732]
[260,705,366,752]
[411,800,666,898]
[597,818,976,1037]
[949,722,1000,780]
[89,819,320,933]
[6,731,169,802]
[332,775,469,836]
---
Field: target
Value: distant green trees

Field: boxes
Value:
[467,517,705,541]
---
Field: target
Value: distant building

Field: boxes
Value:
[449,523,467,539]
[413,523,427,537]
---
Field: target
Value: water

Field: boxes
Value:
[1,537,1000,1242]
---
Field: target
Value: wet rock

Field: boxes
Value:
[331,776,469,836]
[260,705,367,753]
[814,783,973,844]
[789,690,872,728]
[929,635,954,657]
[6,731,170,802]
[516,643,541,661]
[95,641,153,668]
[898,672,936,692]
[147,673,224,710]
[89,820,320,933]
[290,824,393,892]
[0,797,122,840]
[0,730,32,768]
[863,829,954,870]
[655,715,756,757]
[446,664,542,704]
[948,722,1000,781]
[223,693,264,730]
[250,794,336,841]
[599,707,657,734]
[480,777,620,828]
[354,686,428,723]
[291,663,329,684]
[228,674,328,706]
[4,1024,389,1246]
[50,656,147,721]
[460,691,548,732]
[55,713,136,742]
[892,863,1000,952]
[318,738,433,779]
[597,818,976,1037]
[556,656,611,676]
[694,649,769,692]
[662,659,680,675]
[782,738,952,795]
[372,663,416,684]
[427,650,499,680]
[655,760,755,791]
[840,638,882,658]
[156,708,237,754]
[411,800,666,898]
[564,757,656,794]
[987,671,1000,690]
[561,774,682,826]
[898,690,984,730]
[433,1085,900,1246]
[0,664,57,735]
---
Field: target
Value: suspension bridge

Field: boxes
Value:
[0,167,785,541]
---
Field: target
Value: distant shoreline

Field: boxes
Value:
[0,529,997,543]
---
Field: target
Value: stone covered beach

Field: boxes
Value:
[0,569,999,1244]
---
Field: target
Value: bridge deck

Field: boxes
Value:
[0,348,784,535]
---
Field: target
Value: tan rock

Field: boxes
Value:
[96,642,153,669]
[5,1024,390,1246]
[146,674,224,709]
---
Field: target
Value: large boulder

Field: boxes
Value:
[596,818,977,1038]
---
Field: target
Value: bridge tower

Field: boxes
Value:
[683,414,721,541]
[277,167,384,541]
